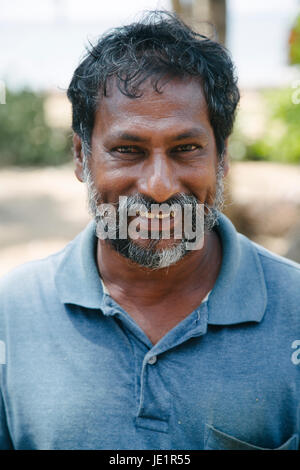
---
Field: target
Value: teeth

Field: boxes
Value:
[138,211,171,219]
[139,211,155,219]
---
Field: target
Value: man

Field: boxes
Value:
[0,11,299,451]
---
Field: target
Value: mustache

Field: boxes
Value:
[118,192,199,214]
[84,160,224,234]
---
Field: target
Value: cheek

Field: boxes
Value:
[91,164,136,201]
[183,165,218,203]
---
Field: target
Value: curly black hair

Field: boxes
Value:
[67,10,240,158]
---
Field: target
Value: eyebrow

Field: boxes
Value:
[174,128,208,140]
[114,133,147,143]
[112,128,208,143]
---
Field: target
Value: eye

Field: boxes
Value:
[173,144,199,153]
[113,146,142,154]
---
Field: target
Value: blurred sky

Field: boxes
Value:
[0,0,300,91]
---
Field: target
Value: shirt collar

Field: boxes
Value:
[206,213,267,325]
[55,221,107,309]
[55,213,267,325]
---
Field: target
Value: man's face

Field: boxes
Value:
[76,76,227,269]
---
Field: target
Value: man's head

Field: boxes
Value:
[68,10,239,160]
[67,11,240,269]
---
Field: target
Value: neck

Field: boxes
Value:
[96,230,222,304]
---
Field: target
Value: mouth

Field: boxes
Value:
[131,209,181,237]
[136,210,175,220]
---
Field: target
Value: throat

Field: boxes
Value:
[97,229,222,344]
[107,288,211,345]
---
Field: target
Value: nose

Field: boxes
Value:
[137,153,182,203]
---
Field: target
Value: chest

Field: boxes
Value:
[5,321,299,450]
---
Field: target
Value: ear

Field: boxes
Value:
[73,133,85,183]
[222,138,230,177]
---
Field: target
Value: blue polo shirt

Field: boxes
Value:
[0,213,300,450]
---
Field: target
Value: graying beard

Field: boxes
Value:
[83,155,225,270]
[127,238,186,269]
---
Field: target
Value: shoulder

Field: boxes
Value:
[0,222,95,325]
[239,234,300,318]
[249,237,300,279]
[0,245,68,316]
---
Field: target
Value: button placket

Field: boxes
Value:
[147,355,157,365]
[134,353,171,432]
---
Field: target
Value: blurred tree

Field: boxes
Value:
[0,89,71,167]
[230,8,300,165]
[241,88,300,164]
[289,12,300,64]
[171,0,226,44]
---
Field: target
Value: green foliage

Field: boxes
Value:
[230,88,300,164]
[289,13,300,65]
[0,88,71,166]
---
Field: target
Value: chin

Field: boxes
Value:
[132,235,183,250]
[107,236,188,270]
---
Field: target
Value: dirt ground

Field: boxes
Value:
[0,161,299,277]
[0,164,90,277]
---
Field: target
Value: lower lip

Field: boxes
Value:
[135,214,179,234]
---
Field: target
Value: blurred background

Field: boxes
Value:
[1,0,300,276]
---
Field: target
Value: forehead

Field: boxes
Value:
[92,77,212,138]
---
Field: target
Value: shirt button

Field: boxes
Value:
[147,355,157,365]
